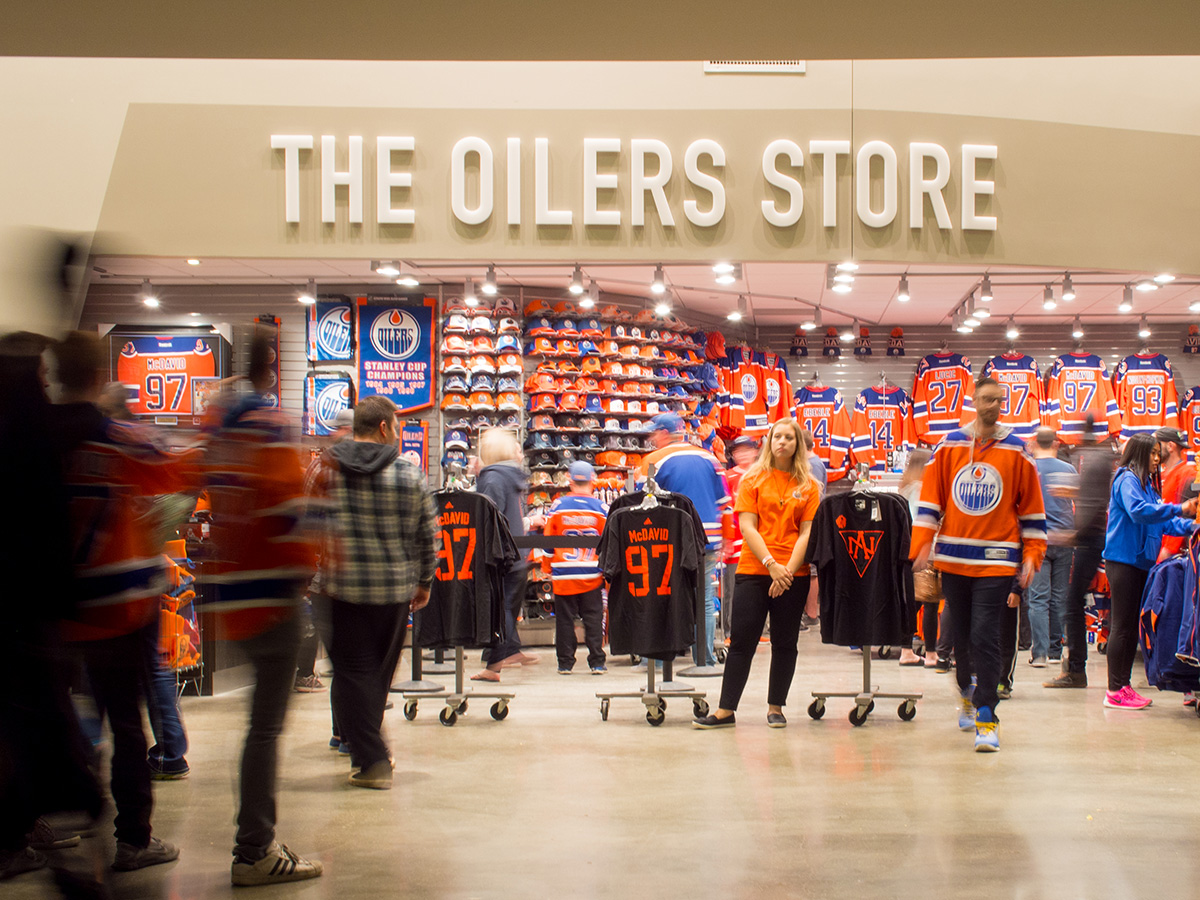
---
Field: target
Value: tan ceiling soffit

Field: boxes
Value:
[4,0,1200,60]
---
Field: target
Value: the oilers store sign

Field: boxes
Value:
[357,298,436,414]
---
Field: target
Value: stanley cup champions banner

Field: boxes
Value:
[307,299,354,361]
[356,298,436,415]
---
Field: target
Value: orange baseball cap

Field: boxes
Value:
[441,393,469,410]
[560,392,584,412]
[533,337,556,355]
[532,393,557,411]
[581,357,602,375]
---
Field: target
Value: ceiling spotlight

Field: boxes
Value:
[897,275,910,302]
[373,261,401,278]
[463,277,478,307]
[1072,316,1084,339]
[1061,273,1076,302]
[1135,280,1158,292]
[654,299,671,317]
[1005,317,1020,340]
[141,278,160,308]
[970,292,990,319]
[956,316,974,334]
[481,265,498,295]
[1138,315,1152,339]
[715,263,742,286]
[980,274,993,302]
[836,261,859,273]
[186,258,200,266]
[840,319,856,342]
[581,279,599,310]
[297,278,316,305]
[1118,285,1134,313]
[395,273,420,287]
[189,311,201,317]
[1042,285,1057,311]
[712,262,735,275]
[833,271,855,284]
[964,311,981,328]
[1188,299,1200,313]
[727,294,748,322]
[803,305,822,331]
[832,282,852,294]
[650,264,666,295]
[1154,273,1176,284]
[568,265,584,295]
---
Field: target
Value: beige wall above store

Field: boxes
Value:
[96,102,1200,275]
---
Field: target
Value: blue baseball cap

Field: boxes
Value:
[569,460,596,482]
[651,412,684,434]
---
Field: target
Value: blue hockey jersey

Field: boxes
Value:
[1141,554,1200,692]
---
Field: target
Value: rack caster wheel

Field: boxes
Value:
[439,707,457,727]
[457,700,468,715]
[490,701,509,721]
[1098,641,1107,654]
[877,646,893,660]
[867,700,876,713]
[849,705,869,727]
[715,647,728,664]
[646,706,665,726]
[600,699,610,721]
[403,701,418,721]
[692,699,710,718]
[898,700,917,721]
[807,699,826,720]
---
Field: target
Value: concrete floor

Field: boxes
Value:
[11,633,1200,900]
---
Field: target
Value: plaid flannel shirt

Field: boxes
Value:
[308,450,436,605]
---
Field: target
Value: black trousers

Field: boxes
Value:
[483,566,528,666]
[554,585,606,670]
[81,625,155,847]
[328,600,408,770]
[310,593,340,738]
[1065,541,1103,674]
[921,601,939,652]
[719,573,809,711]
[999,602,1020,690]
[941,572,1010,714]
[1105,560,1149,692]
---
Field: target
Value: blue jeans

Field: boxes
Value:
[693,552,719,666]
[141,619,188,766]
[1028,545,1071,659]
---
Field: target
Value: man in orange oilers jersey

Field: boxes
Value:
[911,376,1046,752]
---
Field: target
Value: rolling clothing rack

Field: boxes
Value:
[399,647,513,726]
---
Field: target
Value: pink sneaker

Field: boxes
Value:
[1103,686,1152,709]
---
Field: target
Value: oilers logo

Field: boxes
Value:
[951,463,1003,516]
[315,381,350,431]
[317,306,352,358]
[740,373,758,403]
[765,379,781,408]
[120,341,137,358]
[370,308,420,361]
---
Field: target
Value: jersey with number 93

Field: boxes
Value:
[1113,352,1179,440]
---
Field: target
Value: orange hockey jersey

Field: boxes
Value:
[1181,385,1200,462]
[910,352,975,445]
[794,385,853,481]
[850,386,914,474]
[1112,352,1179,439]
[540,493,607,595]
[1045,352,1122,444]
[981,352,1045,441]
[727,346,767,438]
[755,350,794,427]
[910,423,1047,578]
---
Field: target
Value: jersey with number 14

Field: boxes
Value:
[1045,352,1122,444]
[981,353,1045,441]
[850,386,914,473]
[1112,352,1179,439]
[794,385,853,481]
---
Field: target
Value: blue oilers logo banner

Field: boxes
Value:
[887,328,905,357]
[304,371,355,436]
[400,421,429,475]
[822,328,841,358]
[357,298,436,414]
[853,327,871,357]
[952,462,1003,516]
[254,316,281,408]
[790,328,808,357]
[1186,325,1200,355]
[307,300,354,361]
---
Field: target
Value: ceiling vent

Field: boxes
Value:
[704,60,806,74]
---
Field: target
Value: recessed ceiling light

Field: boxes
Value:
[374,260,401,278]
[189,311,201,317]
[712,262,735,275]
[1135,280,1158,292]
[1154,273,1176,284]
[186,258,200,266]
[836,261,858,273]
[395,275,420,287]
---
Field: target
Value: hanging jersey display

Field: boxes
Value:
[755,350,793,426]
[415,490,518,650]
[1139,554,1200,693]
[981,352,1045,441]
[910,352,975,445]
[794,385,853,482]
[599,502,702,658]
[1112,352,1179,439]
[806,490,916,646]
[850,386,914,474]
[1180,385,1200,462]
[1045,352,1122,444]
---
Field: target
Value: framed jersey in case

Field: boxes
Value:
[108,327,231,423]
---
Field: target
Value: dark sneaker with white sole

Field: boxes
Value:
[231,842,323,886]
[767,712,787,728]
[693,713,735,729]
[112,837,179,871]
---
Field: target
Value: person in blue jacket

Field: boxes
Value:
[1102,433,1197,710]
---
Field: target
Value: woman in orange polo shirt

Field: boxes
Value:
[694,418,821,729]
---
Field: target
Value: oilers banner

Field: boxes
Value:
[304,371,355,436]
[400,421,429,474]
[306,299,354,361]
[357,298,436,414]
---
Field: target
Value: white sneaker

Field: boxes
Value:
[231,842,323,886]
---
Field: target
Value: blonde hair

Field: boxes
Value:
[744,418,812,487]
[478,427,521,467]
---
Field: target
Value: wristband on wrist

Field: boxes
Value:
[762,555,777,568]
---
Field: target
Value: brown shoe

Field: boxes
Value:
[1043,671,1087,688]
[348,760,393,790]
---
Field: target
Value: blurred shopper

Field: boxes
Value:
[543,461,608,675]
[474,428,544,681]
[54,332,189,871]
[199,333,323,885]
[1027,428,1077,667]
[639,412,731,668]
[1100,433,1196,710]
[0,332,104,885]
[307,396,435,789]
[897,449,937,667]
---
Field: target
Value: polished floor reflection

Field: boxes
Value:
[11,634,1200,899]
